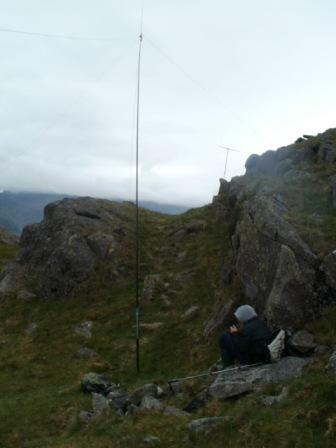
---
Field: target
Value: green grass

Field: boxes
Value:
[0,207,234,447]
[0,243,18,270]
[1,199,336,447]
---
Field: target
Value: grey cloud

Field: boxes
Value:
[1,0,336,206]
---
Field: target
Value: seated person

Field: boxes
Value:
[218,304,273,367]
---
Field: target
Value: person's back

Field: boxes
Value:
[218,304,273,367]
[235,314,273,364]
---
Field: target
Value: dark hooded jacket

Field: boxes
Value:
[231,305,273,364]
[234,316,273,364]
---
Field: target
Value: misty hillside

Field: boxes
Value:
[0,129,336,448]
[0,191,68,234]
[0,191,189,235]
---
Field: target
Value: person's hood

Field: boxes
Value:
[234,305,258,323]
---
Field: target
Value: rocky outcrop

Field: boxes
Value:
[212,128,336,331]
[233,194,319,329]
[0,198,134,298]
[209,357,308,400]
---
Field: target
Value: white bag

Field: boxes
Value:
[267,329,286,362]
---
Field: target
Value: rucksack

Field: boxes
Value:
[267,329,286,362]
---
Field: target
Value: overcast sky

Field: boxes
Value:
[1,0,335,206]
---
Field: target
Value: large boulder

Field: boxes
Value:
[244,142,313,177]
[233,194,322,330]
[223,130,336,330]
[289,330,317,354]
[209,357,308,400]
[0,198,134,297]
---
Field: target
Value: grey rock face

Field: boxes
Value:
[0,197,132,297]
[140,395,163,411]
[214,130,336,331]
[209,379,253,400]
[219,264,234,287]
[188,417,229,433]
[209,357,308,400]
[234,195,318,330]
[218,178,230,195]
[244,136,320,178]
[289,330,317,354]
[87,233,116,259]
[203,299,234,338]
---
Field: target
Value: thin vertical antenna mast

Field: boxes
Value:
[218,146,240,179]
[135,1,144,374]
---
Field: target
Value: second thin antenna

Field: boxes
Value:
[218,145,240,180]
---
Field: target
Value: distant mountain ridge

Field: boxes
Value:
[0,191,190,235]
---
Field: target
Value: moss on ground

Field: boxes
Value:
[0,243,18,270]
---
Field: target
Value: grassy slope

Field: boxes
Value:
[0,206,233,447]
[1,195,336,447]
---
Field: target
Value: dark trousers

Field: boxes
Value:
[218,332,245,367]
